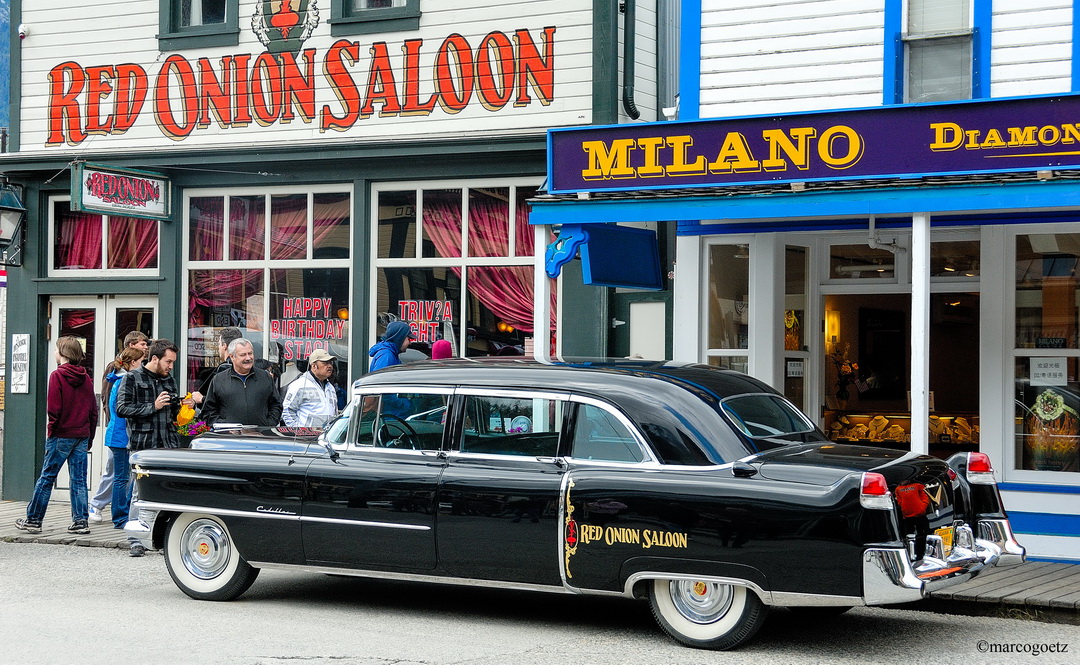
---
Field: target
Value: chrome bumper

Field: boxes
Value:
[863,532,1003,605]
[979,518,1026,566]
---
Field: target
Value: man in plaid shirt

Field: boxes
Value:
[116,339,192,556]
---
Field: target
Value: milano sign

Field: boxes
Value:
[547,94,1080,193]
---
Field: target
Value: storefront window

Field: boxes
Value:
[706,244,750,351]
[190,196,224,261]
[373,180,550,360]
[186,268,264,393]
[52,199,159,273]
[230,195,265,261]
[186,188,352,394]
[269,268,350,395]
[784,246,809,410]
[422,188,463,258]
[931,239,979,278]
[377,190,417,259]
[708,356,748,373]
[468,187,509,257]
[1014,233,1080,472]
[828,244,896,279]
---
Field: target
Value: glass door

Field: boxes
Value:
[46,295,156,502]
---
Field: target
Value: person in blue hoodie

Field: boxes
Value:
[368,321,414,372]
[102,347,144,528]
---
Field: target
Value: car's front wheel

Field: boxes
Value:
[164,512,259,601]
[648,578,768,650]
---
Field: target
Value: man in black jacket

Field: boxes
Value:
[200,338,283,427]
[116,339,192,557]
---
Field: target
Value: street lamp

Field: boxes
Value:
[0,179,27,267]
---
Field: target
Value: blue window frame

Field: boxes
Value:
[330,0,421,37]
[884,0,990,104]
[158,0,239,50]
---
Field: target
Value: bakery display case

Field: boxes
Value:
[823,410,979,457]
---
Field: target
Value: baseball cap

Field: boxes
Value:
[308,348,336,363]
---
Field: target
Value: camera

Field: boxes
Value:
[167,393,181,407]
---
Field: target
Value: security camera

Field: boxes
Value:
[18,24,28,39]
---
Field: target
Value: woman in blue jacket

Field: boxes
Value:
[102,348,143,528]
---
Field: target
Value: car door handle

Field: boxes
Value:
[536,456,566,467]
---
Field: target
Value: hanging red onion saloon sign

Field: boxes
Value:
[71,163,171,220]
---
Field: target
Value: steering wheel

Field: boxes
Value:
[376,413,419,449]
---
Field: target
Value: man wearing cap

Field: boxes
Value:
[368,320,414,372]
[281,348,339,428]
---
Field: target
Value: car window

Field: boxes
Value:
[570,403,646,463]
[460,395,563,457]
[322,401,354,446]
[721,394,815,438]
[355,392,449,450]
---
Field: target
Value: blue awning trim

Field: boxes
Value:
[528,179,1080,233]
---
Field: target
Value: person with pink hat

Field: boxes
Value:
[431,339,453,359]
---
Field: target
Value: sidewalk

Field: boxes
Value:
[0,499,1077,624]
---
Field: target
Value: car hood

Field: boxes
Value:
[190,426,325,453]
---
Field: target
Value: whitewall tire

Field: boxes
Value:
[648,578,768,650]
[164,512,259,601]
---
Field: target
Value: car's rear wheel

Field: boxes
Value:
[648,578,768,650]
[164,512,259,601]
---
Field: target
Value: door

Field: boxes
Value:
[46,295,156,502]
[435,389,567,584]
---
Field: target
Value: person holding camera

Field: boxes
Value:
[115,338,192,557]
[200,338,283,428]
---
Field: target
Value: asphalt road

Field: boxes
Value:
[1,542,1078,665]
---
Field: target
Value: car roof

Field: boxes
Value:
[356,358,780,464]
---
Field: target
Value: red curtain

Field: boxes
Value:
[55,211,102,269]
[422,190,555,333]
[107,217,158,269]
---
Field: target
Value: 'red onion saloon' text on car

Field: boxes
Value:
[128,359,1024,651]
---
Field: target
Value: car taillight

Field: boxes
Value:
[860,472,893,510]
[966,451,996,485]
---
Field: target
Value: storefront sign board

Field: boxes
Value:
[10,334,29,394]
[548,93,1080,194]
[71,163,171,220]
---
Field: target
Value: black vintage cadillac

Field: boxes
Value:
[129,359,1025,650]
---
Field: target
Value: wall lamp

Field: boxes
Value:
[0,178,27,267]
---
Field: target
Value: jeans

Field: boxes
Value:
[109,447,132,528]
[26,437,89,524]
[89,449,115,511]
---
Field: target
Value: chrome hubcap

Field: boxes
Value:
[669,580,735,624]
[180,519,231,580]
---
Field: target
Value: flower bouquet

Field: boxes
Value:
[177,420,210,437]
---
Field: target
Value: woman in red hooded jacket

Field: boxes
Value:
[14,336,99,534]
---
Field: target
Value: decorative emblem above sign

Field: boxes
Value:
[71,163,171,221]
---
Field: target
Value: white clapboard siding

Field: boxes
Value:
[18,0,602,156]
[991,0,1073,97]
[700,0,885,118]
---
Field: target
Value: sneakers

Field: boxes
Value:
[88,507,104,523]
[129,544,147,557]
[67,520,91,534]
[14,518,42,534]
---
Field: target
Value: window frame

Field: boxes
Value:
[158,0,240,51]
[329,0,421,37]
[566,395,657,466]
[47,196,161,278]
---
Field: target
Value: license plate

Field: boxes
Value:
[935,526,955,558]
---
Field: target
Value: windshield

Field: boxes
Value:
[721,394,816,440]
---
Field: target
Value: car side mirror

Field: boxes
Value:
[732,461,758,478]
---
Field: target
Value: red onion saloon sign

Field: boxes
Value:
[72,163,171,220]
[45,28,556,146]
